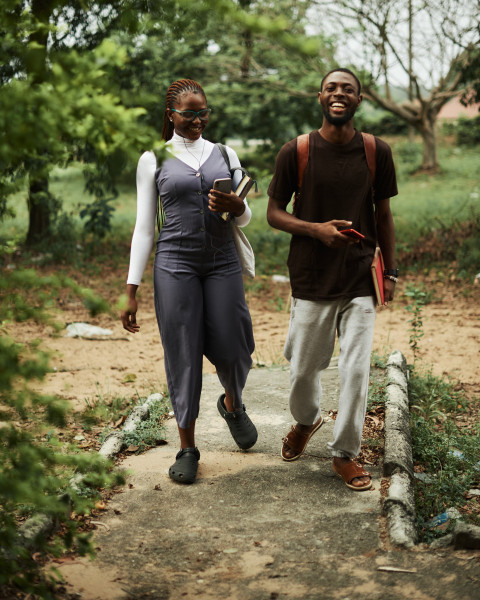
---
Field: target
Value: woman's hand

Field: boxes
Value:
[121,285,140,333]
[208,190,245,218]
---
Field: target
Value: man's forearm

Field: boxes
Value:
[376,200,396,270]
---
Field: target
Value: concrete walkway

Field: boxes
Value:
[57,364,480,600]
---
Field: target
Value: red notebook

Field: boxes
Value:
[371,247,385,306]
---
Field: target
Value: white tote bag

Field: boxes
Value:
[231,224,255,278]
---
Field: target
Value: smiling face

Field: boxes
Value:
[167,91,209,141]
[318,71,362,126]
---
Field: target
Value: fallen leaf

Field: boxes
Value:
[52,556,77,564]
[377,566,417,573]
[113,416,126,428]
[122,373,137,383]
[91,520,110,531]
[126,445,139,453]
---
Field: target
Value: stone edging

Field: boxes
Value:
[97,393,165,460]
[382,350,417,548]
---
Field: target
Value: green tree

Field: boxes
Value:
[204,0,335,149]
[114,0,332,155]
[0,0,161,246]
[1,0,324,245]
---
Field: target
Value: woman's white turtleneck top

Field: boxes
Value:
[126,133,252,286]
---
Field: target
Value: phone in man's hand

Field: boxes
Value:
[339,228,365,240]
[213,178,232,193]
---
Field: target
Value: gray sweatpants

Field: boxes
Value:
[284,295,376,458]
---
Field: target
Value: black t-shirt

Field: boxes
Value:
[267,130,398,300]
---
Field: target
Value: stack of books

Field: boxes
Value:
[371,247,385,306]
[221,175,256,220]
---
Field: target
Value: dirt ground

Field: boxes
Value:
[5,270,480,600]
[11,272,480,411]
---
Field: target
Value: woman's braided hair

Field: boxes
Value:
[162,79,207,141]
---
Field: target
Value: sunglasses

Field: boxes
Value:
[170,108,212,122]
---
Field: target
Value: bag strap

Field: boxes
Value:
[215,143,258,200]
[361,132,376,186]
[151,151,164,233]
[360,132,379,240]
[296,133,310,191]
[216,143,249,179]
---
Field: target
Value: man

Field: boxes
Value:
[267,68,397,491]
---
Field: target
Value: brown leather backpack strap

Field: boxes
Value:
[297,133,310,190]
[293,133,310,212]
[361,132,376,184]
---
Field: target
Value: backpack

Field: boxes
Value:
[295,131,376,208]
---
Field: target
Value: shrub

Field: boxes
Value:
[456,115,480,146]
[409,367,479,542]
[0,268,122,598]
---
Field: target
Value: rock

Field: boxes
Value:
[429,522,480,550]
[65,322,113,338]
[453,522,480,550]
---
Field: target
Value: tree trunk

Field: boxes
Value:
[417,118,438,172]
[24,0,55,247]
[26,174,51,246]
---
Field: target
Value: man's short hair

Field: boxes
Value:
[320,68,362,95]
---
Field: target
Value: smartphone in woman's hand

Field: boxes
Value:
[213,178,232,194]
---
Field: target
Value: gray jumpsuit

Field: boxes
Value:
[153,145,255,429]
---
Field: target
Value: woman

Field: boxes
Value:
[121,79,257,484]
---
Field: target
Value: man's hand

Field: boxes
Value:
[312,220,360,248]
[383,278,396,304]
[267,198,359,248]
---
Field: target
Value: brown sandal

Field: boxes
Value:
[281,416,324,461]
[332,459,372,491]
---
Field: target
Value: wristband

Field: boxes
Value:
[384,275,398,283]
[384,268,399,277]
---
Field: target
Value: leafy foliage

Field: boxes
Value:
[404,285,429,363]
[0,1,167,244]
[0,268,122,596]
[412,416,480,541]
[456,115,480,147]
[409,359,478,541]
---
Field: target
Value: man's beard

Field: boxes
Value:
[324,108,356,126]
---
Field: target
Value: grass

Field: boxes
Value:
[388,140,480,255]
[409,365,480,542]
[0,162,137,242]
[401,285,480,542]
